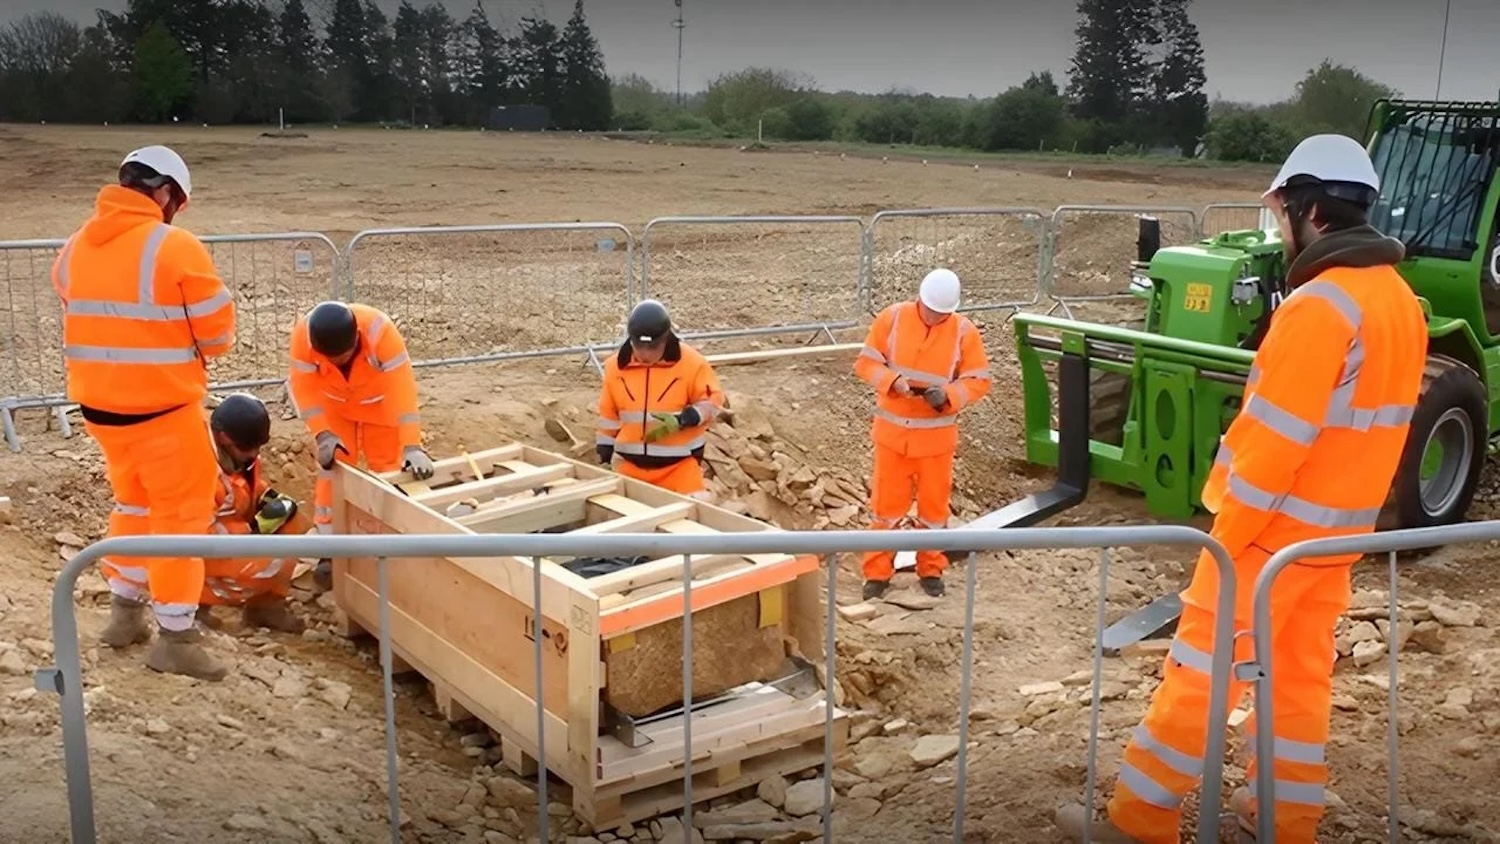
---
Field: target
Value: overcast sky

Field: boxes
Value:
[3,0,1495,104]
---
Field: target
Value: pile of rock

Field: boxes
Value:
[698,396,871,530]
[1333,588,1478,668]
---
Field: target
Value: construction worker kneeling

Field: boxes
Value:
[194,393,311,634]
[855,268,992,599]
[596,299,725,499]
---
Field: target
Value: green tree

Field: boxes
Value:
[558,0,612,130]
[1290,60,1397,140]
[133,20,193,121]
[1205,110,1297,162]
[1149,0,1209,155]
[984,71,1067,151]
[701,67,807,134]
[275,0,325,122]
[1065,0,1155,146]
[516,16,565,120]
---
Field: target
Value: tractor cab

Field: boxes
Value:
[1364,99,1500,339]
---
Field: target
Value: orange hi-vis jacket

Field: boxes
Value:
[1199,264,1427,571]
[287,303,422,447]
[212,457,274,535]
[854,301,993,457]
[51,185,235,415]
[597,338,724,468]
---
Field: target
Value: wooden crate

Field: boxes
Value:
[328,441,849,827]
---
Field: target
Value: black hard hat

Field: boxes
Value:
[211,393,271,449]
[627,299,672,344]
[307,301,358,356]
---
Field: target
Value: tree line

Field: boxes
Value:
[0,0,1400,164]
[0,0,612,129]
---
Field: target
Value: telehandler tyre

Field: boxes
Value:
[1388,355,1487,530]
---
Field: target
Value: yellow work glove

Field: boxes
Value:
[644,411,681,443]
[253,490,297,535]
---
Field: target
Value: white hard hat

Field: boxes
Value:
[918,268,961,314]
[120,145,193,199]
[1264,133,1379,199]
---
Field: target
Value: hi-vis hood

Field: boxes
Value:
[78,184,167,248]
[1286,224,1406,288]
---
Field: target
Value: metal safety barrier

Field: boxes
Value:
[865,207,1050,316]
[0,232,341,452]
[1044,205,1202,325]
[40,525,1240,844]
[1245,521,1500,843]
[343,223,635,374]
[1201,203,1270,238]
[638,215,866,348]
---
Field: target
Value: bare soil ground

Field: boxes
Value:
[0,124,1495,844]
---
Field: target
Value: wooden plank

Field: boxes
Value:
[703,342,863,367]
[459,477,623,533]
[416,463,577,509]
[597,553,820,638]
[383,444,524,487]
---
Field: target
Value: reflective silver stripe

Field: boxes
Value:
[291,359,318,372]
[859,345,885,363]
[67,288,233,321]
[358,395,384,405]
[1244,394,1319,447]
[152,601,197,618]
[105,563,149,583]
[1213,444,1381,529]
[619,411,648,424]
[1245,733,1326,765]
[397,413,420,425]
[916,517,946,529]
[1169,638,1213,674]
[596,435,616,445]
[321,391,346,402]
[1246,776,1326,806]
[366,314,387,346]
[598,419,622,431]
[875,408,957,429]
[196,332,231,351]
[1132,725,1202,777]
[378,351,409,372]
[301,406,324,420]
[615,439,705,457]
[1118,763,1182,809]
[1325,378,1414,430]
[1293,279,1361,331]
[113,502,149,517]
[315,506,333,518]
[64,345,198,364]
[252,559,288,579]
[316,522,333,535]
[137,223,171,304]
[55,234,78,296]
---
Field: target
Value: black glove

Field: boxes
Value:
[678,406,702,427]
[923,385,948,411]
[597,444,614,464]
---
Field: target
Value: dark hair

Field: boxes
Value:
[119,162,185,204]
[1278,176,1371,233]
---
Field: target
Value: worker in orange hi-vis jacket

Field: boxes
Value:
[596,299,725,500]
[54,145,237,682]
[854,268,992,600]
[1055,135,1429,844]
[190,393,311,634]
[287,301,434,590]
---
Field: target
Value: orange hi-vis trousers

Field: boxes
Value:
[615,457,711,500]
[201,509,314,606]
[90,403,221,632]
[862,442,954,581]
[1106,545,1350,843]
[312,417,403,535]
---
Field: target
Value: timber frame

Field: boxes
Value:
[328,441,849,827]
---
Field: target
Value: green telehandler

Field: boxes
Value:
[1001,98,1500,649]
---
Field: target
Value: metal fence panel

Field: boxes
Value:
[638,216,865,343]
[865,207,1049,315]
[1247,521,1500,843]
[40,525,1239,844]
[1200,203,1270,238]
[0,233,341,451]
[1045,205,1201,321]
[343,223,634,369]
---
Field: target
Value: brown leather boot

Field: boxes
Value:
[243,597,306,634]
[99,595,152,648]
[145,627,229,681]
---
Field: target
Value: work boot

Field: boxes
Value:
[243,597,306,634]
[195,606,224,631]
[1228,787,1257,839]
[862,580,889,601]
[1053,803,1141,843]
[145,627,229,682]
[99,595,152,648]
[920,576,945,597]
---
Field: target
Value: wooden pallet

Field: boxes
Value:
[328,441,848,827]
